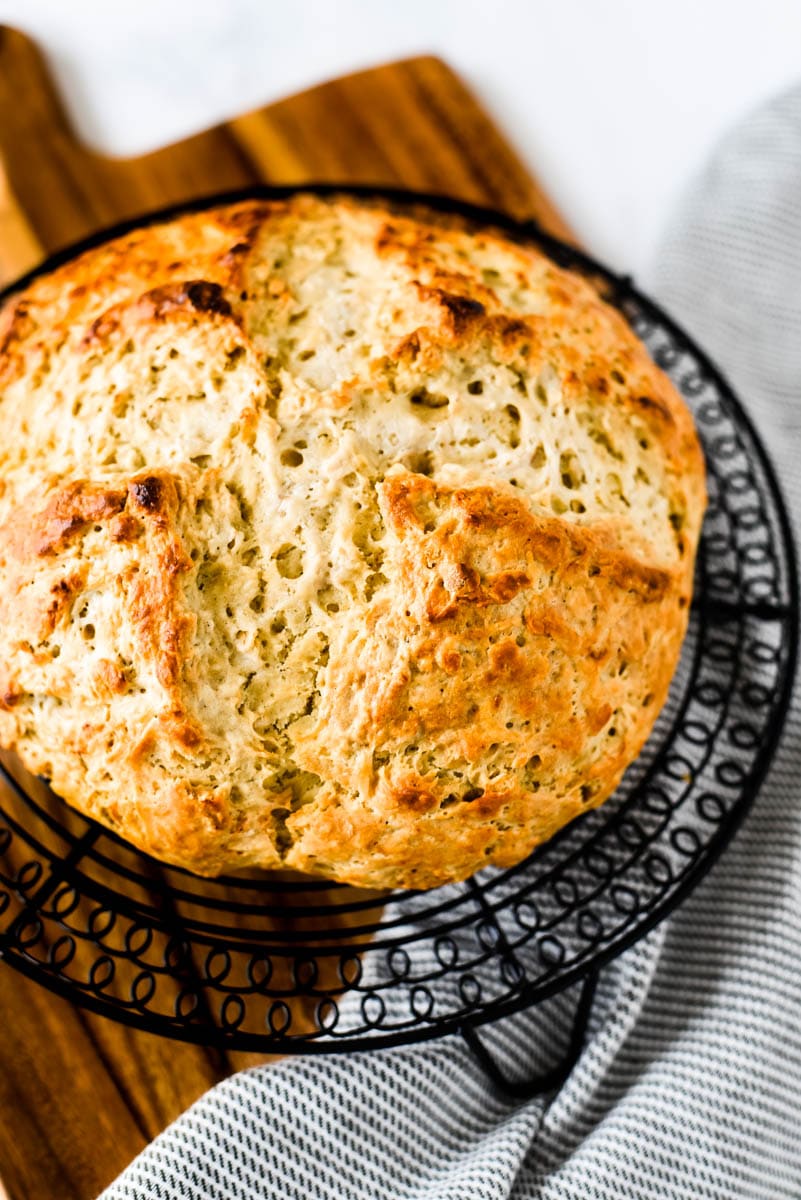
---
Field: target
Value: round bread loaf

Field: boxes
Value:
[0,195,705,888]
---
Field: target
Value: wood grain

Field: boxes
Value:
[0,24,571,1200]
[0,25,572,287]
[0,968,224,1199]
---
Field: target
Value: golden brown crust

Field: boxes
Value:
[0,194,706,888]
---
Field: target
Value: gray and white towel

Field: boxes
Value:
[101,85,801,1200]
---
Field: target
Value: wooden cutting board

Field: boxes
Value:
[0,26,573,1200]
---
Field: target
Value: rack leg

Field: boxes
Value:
[461,968,599,1100]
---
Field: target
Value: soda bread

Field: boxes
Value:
[0,195,706,888]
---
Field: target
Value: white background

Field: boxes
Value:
[1,0,800,276]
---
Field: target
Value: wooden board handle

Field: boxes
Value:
[0,26,574,287]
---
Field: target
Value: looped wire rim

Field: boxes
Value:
[0,185,796,1053]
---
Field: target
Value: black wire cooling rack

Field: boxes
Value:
[0,188,797,1078]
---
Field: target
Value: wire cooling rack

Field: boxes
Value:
[0,188,796,1070]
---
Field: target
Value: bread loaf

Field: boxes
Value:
[0,195,705,888]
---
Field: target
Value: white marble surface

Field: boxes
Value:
[1,0,800,275]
